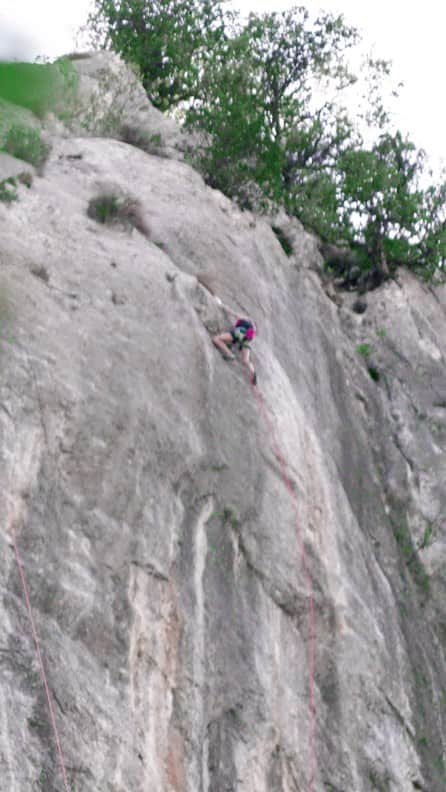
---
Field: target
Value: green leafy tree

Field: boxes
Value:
[87,0,232,112]
[86,1,445,282]
[183,29,284,208]
[280,110,358,234]
[183,6,361,208]
[0,59,78,119]
[337,133,439,276]
[414,181,446,280]
[239,7,359,144]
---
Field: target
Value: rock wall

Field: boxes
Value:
[0,53,445,791]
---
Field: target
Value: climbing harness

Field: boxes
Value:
[231,318,257,350]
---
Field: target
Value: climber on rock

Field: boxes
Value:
[212,297,257,385]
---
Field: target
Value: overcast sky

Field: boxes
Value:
[0,0,444,170]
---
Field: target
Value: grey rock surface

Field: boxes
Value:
[0,152,36,183]
[0,55,445,792]
[59,52,197,161]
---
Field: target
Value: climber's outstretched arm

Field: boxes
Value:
[221,302,239,319]
[215,295,240,319]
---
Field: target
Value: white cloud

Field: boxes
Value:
[0,0,93,60]
[0,18,39,59]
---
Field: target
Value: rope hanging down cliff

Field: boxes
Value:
[12,529,71,792]
[201,274,316,790]
[250,379,316,791]
[10,360,71,791]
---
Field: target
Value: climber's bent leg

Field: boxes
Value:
[212,333,235,359]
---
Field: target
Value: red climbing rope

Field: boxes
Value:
[12,529,71,792]
[250,378,316,791]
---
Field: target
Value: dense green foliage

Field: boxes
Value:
[0,59,78,118]
[87,192,151,237]
[87,0,232,112]
[0,177,18,203]
[337,133,443,277]
[0,62,58,117]
[88,0,446,284]
[2,124,51,168]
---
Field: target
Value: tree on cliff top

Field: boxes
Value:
[337,132,446,279]
[87,0,234,112]
[87,0,445,284]
[181,7,361,211]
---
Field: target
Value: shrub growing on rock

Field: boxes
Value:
[0,178,18,203]
[0,171,33,204]
[271,225,293,256]
[120,125,167,157]
[3,125,51,169]
[87,192,150,237]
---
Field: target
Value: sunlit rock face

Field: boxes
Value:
[0,53,445,792]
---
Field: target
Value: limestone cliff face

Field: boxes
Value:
[0,54,445,792]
